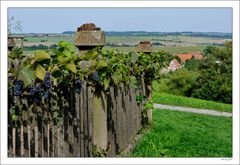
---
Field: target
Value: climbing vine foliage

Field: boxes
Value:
[8,41,173,126]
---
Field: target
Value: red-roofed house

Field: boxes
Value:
[169,59,181,71]
[176,54,193,62]
[190,51,203,60]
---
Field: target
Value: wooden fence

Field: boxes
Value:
[8,78,146,157]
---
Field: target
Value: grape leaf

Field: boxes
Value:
[36,64,46,80]
[64,63,77,73]
[96,60,108,70]
[51,65,62,78]
[33,50,50,62]
[17,65,36,87]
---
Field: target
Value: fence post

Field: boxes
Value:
[146,80,153,124]
[136,41,153,125]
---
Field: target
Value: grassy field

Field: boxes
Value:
[131,109,232,157]
[152,92,232,112]
[24,35,74,43]
[107,35,229,46]
[22,34,229,55]
[23,34,229,47]
[23,45,223,57]
[103,45,207,54]
[156,45,206,54]
[24,45,207,55]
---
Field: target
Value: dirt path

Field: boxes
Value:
[154,103,232,117]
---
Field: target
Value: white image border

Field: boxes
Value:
[1,1,239,165]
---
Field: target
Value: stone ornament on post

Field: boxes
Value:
[136,41,153,54]
[8,36,16,51]
[8,35,24,51]
[74,23,106,55]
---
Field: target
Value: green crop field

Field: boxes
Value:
[131,109,232,157]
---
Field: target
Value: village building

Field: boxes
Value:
[190,51,203,60]
[168,59,182,71]
[174,52,203,63]
[175,53,193,62]
[163,52,203,73]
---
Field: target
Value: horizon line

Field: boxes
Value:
[11,31,233,34]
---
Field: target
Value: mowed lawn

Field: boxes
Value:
[131,109,232,157]
[152,92,232,113]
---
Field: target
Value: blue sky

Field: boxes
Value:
[8,8,232,33]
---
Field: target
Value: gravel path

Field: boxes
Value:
[154,103,232,117]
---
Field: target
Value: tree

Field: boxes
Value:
[185,58,202,71]
[8,16,22,34]
[167,69,199,96]
[191,41,232,104]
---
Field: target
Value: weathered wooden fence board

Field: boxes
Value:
[87,86,93,157]
[80,85,84,157]
[8,79,145,157]
[83,82,88,156]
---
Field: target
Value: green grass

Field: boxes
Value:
[103,46,136,52]
[152,92,232,112]
[131,109,232,157]
[152,81,232,112]
[156,45,206,54]
[106,35,229,46]
[103,45,207,54]
[24,35,74,43]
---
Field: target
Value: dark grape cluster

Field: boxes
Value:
[43,71,52,89]
[14,80,23,96]
[93,71,99,82]
[30,85,42,103]
[44,91,50,99]
[75,79,82,94]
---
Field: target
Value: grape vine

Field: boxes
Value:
[8,40,174,125]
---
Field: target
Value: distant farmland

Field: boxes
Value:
[103,45,207,54]
[22,34,231,54]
